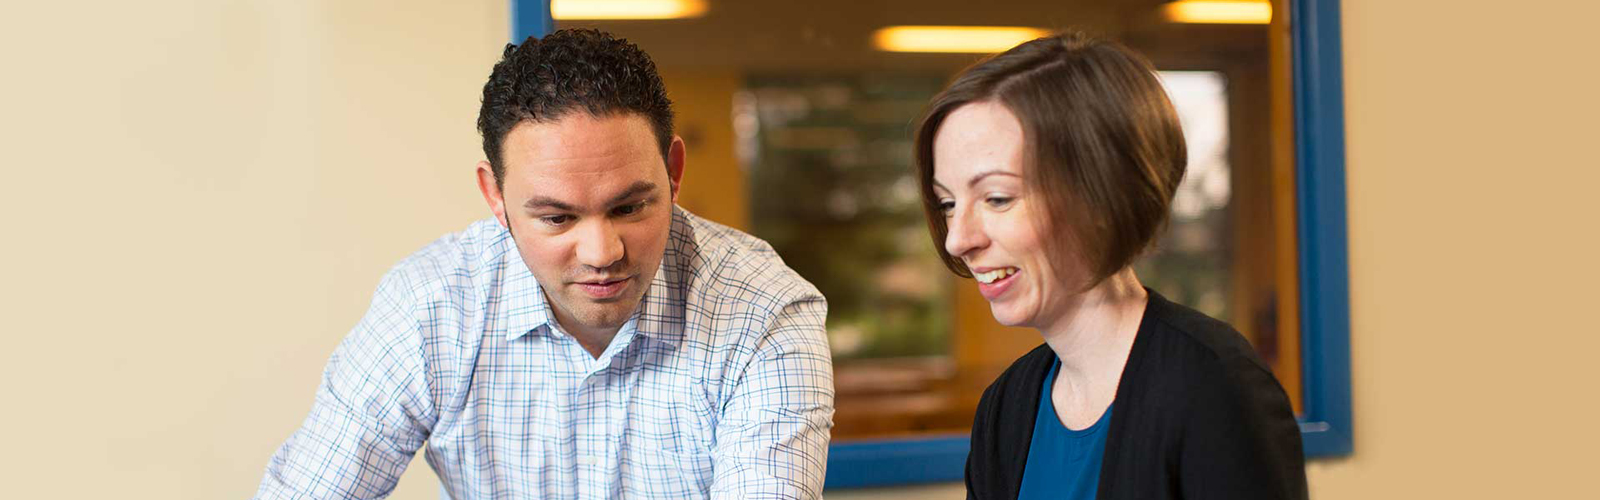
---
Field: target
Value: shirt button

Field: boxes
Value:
[578,455,600,466]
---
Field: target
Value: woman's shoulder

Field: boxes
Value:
[1138,289,1276,380]
[1132,291,1309,499]
[1130,289,1294,416]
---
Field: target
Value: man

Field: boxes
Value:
[256,29,833,499]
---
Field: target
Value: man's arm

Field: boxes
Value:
[255,269,437,499]
[710,296,834,500]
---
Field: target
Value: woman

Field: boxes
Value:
[915,32,1308,499]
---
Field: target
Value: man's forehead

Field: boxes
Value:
[504,114,659,164]
[506,112,661,157]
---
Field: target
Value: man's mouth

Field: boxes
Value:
[574,276,631,300]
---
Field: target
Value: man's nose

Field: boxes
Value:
[575,220,625,270]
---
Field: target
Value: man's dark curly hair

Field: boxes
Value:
[477,29,675,188]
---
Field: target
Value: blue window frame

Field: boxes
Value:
[508,0,1352,489]
[1287,0,1354,460]
[512,0,552,43]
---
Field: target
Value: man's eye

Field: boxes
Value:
[540,215,572,226]
[614,202,646,216]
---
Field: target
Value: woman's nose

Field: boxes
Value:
[944,207,989,259]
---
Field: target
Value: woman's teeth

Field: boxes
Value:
[975,267,1017,284]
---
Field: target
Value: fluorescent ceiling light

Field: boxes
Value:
[1164,0,1272,24]
[552,0,708,20]
[873,26,1052,54]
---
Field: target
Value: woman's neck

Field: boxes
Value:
[1040,268,1148,407]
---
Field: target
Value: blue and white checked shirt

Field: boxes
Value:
[257,208,834,499]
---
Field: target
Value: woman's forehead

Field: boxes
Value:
[933,102,1026,189]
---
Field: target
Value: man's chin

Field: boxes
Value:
[562,299,642,330]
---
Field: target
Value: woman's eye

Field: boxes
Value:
[985,196,1014,208]
[937,200,956,216]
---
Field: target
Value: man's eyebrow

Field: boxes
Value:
[520,181,659,211]
[605,181,658,207]
[523,196,576,212]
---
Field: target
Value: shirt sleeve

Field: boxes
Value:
[709,295,834,500]
[255,268,438,499]
[1178,354,1309,500]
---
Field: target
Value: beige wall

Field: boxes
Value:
[3,0,1598,498]
[1305,0,1600,497]
[0,1,503,497]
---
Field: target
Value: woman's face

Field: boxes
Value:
[932,101,1083,329]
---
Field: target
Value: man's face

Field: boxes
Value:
[478,112,684,340]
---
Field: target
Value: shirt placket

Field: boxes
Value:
[576,336,634,498]
[574,367,603,498]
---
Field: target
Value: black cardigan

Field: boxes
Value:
[966,290,1308,500]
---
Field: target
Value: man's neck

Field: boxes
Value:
[552,313,622,359]
[572,329,617,359]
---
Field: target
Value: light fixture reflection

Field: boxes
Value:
[872,26,1052,54]
[1164,0,1273,25]
[551,0,708,20]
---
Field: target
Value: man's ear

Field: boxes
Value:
[666,135,686,203]
[476,161,508,227]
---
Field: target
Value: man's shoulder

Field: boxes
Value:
[380,217,511,299]
[672,209,821,305]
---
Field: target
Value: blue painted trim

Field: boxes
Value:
[1290,0,1355,458]
[824,435,969,489]
[511,0,553,42]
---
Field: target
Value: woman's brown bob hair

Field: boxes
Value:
[915,31,1187,287]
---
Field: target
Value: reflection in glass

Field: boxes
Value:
[1139,71,1234,322]
[740,75,952,361]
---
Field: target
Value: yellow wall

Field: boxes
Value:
[660,69,750,231]
[3,1,1597,498]
[1304,0,1600,496]
[0,1,503,497]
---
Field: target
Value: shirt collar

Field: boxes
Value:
[500,236,551,341]
[498,209,693,345]
[622,208,691,348]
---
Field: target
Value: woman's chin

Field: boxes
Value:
[987,303,1035,329]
